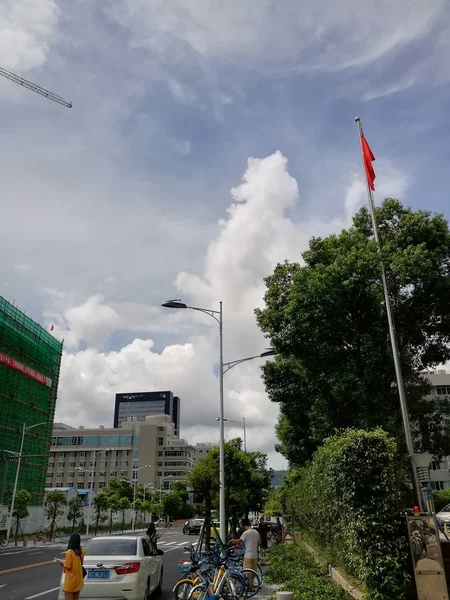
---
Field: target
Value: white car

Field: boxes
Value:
[58,535,163,600]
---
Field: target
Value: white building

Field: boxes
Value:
[421,370,450,490]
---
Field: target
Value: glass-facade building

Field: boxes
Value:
[113,391,180,435]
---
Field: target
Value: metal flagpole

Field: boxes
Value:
[355,117,423,511]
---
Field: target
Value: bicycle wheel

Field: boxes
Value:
[187,583,209,600]
[241,569,261,598]
[221,572,247,600]
[173,579,196,600]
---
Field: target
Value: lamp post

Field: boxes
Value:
[76,447,111,537]
[216,417,247,453]
[162,298,275,543]
[6,421,46,541]
[131,465,151,531]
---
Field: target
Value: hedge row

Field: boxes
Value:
[265,543,348,599]
[283,428,412,599]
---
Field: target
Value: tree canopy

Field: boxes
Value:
[256,199,450,466]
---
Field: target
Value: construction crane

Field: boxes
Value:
[0,66,71,108]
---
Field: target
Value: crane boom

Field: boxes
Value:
[0,66,72,108]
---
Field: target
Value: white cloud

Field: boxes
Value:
[0,0,59,71]
[107,0,445,77]
[53,150,410,469]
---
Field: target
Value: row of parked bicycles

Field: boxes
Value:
[174,542,263,600]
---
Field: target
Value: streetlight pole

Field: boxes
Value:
[131,465,151,531]
[77,447,111,537]
[162,298,275,544]
[6,421,46,541]
[218,417,247,453]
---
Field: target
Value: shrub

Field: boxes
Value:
[265,543,348,600]
[284,428,411,599]
[434,489,450,512]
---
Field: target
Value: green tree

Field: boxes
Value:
[108,478,133,501]
[67,496,83,532]
[434,489,450,512]
[12,489,31,543]
[243,451,272,518]
[107,494,120,534]
[93,492,109,534]
[256,199,450,466]
[118,497,131,532]
[44,490,67,540]
[187,454,218,549]
[161,491,182,520]
[262,489,283,517]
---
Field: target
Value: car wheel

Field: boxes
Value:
[154,567,163,597]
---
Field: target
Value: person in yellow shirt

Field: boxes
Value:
[58,532,86,600]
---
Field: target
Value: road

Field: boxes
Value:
[0,527,196,600]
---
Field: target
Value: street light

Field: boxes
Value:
[216,417,247,453]
[131,465,151,531]
[76,447,111,536]
[162,298,276,543]
[6,421,47,541]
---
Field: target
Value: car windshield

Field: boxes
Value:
[440,504,450,513]
[84,538,137,556]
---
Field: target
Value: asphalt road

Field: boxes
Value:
[0,527,196,600]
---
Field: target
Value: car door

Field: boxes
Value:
[142,538,158,591]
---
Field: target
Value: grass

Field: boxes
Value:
[265,543,350,600]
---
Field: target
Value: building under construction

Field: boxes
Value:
[0,297,63,506]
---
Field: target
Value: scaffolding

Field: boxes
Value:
[0,297,63,505]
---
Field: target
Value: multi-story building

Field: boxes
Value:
[113,391,180,435]
[421,370,450,490]
[193,442,217,463]
[0,297,63,506]
[47,415,193,493]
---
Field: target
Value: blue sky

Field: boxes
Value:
[1,1,449,468]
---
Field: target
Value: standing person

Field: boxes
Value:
[230,519,260,591]
[58,532,85,600]
[146,521,158,554]
[258,517,268,556]
[276,517,282,542]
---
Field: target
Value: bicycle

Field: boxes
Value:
[0,530,9,547]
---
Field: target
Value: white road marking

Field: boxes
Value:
[163,541,177,545]
[25,587,60,599]
[0,584,7,588]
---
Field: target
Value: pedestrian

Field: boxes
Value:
[230,519,260,591]
[276,517,282,542]
[58,532,85,600]
[258,517,268,556]
[146,521,158,554]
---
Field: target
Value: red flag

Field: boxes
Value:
[361,134,376,191]
[50,325,54,331]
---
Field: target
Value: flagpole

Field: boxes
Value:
[355,117,423,511]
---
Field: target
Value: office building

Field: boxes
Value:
[420,370,450,490]
[113,391,180,435]
[193,442,217,463]
[47,415,194,493]
[0,297,63,506]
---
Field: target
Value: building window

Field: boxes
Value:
[99,461,107,467]
[59,452,65,457]
[158,437,164,446]
[69,462,75,467]
[158,451,163,457]
[77,483,84,490]
[79,462,86,467]
[77,472,84,478]
[121,461,128,467]
[47,472,53,478]
[437,386,450,395]
[121,450,128,457]
[98,482,105,488]
[158,462,163,466]
[69,451,76,457]
[157,471,162,477]
[110,471,117,477]
[48,462,55,468]
[111,450,117,457]
[46,482,52,487]
[67,482,73,488]
[79,452,85,457]
[99,472,106,477]
[158,427,164,432]
[120,471,128,477]
[56,472,64,478]
[68,472,75,478]
[110,461,118,467]
[57,462,65,467]
[56,483,63,488]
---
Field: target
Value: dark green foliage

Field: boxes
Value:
[433,489,450,512]
[283,429,411,599]
[256,199,450,465]
[265,543,349,600]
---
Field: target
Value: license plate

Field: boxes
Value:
[88,570,110,579]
